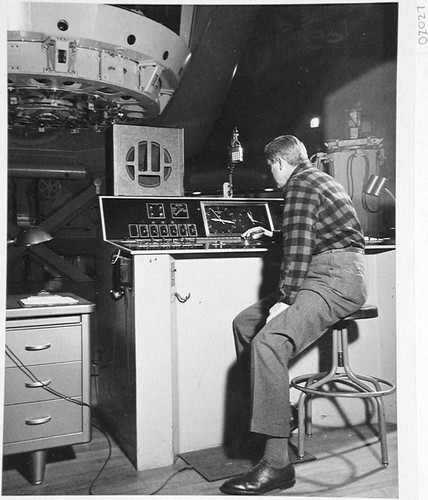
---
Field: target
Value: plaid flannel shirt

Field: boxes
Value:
[277,162,365,305]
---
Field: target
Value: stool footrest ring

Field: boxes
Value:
[291,373,396,398]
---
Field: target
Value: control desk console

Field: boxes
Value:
[100,196,283,254]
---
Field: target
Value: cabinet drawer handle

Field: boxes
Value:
[25,343,51,351]
[25,416,52,426]
[25,379,52,388]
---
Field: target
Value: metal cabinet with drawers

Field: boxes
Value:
[4,294,94,485]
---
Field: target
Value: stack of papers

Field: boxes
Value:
[19,294,79,307]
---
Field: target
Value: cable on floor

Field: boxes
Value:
[88,423,112,495]
[150,465,194,495]
[5,344,194,495]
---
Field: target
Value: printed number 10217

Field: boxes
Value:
[418,5,428,46]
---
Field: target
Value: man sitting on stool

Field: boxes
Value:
[220,135,368,495]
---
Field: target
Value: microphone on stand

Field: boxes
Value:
[230,127,243,164]
[224,127,243,198]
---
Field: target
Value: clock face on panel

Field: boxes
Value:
[201,201,272,237]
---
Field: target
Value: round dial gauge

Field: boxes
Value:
[171,202,189,219]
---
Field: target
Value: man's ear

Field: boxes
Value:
[277,157,283,169]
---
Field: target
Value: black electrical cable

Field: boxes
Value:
[346,151,380,214]
[149,465,194,495]
[91,360,100,410]
[5,345,112,494]
[108,296,122,399]
[107,284,134,400]
[5,345,194,495]
[5,345,91,409]
[124,286,132,392]
[346,153,356,199]
[88,423,112,495]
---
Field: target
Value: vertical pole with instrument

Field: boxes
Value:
[224,127,243,198]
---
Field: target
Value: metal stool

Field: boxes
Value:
[290,305,396,466]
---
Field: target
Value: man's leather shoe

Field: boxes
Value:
[219,459,295,495]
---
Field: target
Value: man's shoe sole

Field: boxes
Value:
[219,477,296,495]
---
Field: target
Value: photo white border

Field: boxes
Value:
[1,1,420,498]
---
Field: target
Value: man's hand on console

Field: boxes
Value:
[242,226,274,240]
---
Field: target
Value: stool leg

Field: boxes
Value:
[375,395,389,465]
[341,331,378,393]
[304,375,315,436]
[305,374,326,436]
[297,392,307,460]
[306,394,313,436]
[341,330,389,465]
[304,375,316,436]
[305,330,341,435]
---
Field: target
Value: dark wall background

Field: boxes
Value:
[184,3,398,194]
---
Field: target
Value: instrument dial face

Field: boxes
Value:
[201,202,271,236]
[170,202,189,219]
[147,202,165,219]
[205,206,238,234]
[237,208,266,229]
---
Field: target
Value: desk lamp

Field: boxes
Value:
[364,175,396,202]
[7,226,52,247]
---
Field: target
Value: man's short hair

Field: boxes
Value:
[264,135,308,166]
